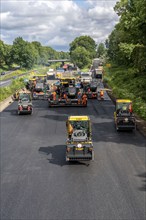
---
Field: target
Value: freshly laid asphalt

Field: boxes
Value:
[0,96,146,220]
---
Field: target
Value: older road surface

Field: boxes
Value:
[1,97,146,220]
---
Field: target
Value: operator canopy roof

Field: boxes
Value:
[116,99,132,103]
[68,116,90,121]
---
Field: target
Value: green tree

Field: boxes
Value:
[69,36,96,68]
[0,40,12,67]
[107,0,146,70]
[4,44,12,67]
[96,43,106,58]
[70,46,91,69]
[70,36,96,59]
[0,40,7,67]
[10,37,37,69]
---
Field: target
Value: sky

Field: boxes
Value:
[1,0,119,51]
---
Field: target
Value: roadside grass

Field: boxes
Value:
[0,78,25,102]
[0,69,27,81]
[104,65,146,120]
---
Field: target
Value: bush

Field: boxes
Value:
[104,65,146,119]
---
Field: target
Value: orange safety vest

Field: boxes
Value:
[63,93,67,99]
[82,94,87,104]
[100,90,104,97]
[68,123,73,135]
[129,104,133,113]
[53,92,56,100]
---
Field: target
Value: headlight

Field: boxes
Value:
[77,143,82,148]
[124,118,129,122]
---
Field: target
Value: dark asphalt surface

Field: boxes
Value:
[0,97,146,220]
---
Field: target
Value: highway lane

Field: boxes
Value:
[0,79,12,87]
[0,98,146,220]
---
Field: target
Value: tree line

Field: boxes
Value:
[0,35,106,70]
[107,0,146,73]
[0,37,70,69]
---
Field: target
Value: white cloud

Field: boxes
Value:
[1,0,119,50]
[47,36,67,46]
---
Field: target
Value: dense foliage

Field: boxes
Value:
[107,0,146,71]
[0,38,70,69]
[69,36,97,68]
[106,0,146,119]
[104,65,146,119]
[0,78,25,102]
[96,43,106,58]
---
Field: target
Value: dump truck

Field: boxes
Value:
[66,116,94,161]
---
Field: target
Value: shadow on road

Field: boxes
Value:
[92,121,146,147]
[137,172,146,191]
[1,109,17,115]
[38,145,89,167]
[40,114,67,121]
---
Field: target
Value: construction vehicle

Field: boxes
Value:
[85,81,98,99]
[114,99,136,131]
[48,89,87,107]
[93,68,103,81]
[60,77,76,86]
[80,72,92,84]
[48,77,87,107]
[31,74,50,99]
[55,68,64,79]
[66,116,94,161]
[27,78,36,91]
[18,92,33,115]
[33,82,45,99]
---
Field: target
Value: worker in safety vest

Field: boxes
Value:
[68,123,73,137]
[63,92,68,101]
[77,90,82,104]
[100,89,104,99]
[52,91,57,100]
[129,103,133,113]
[82,93,87,105]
